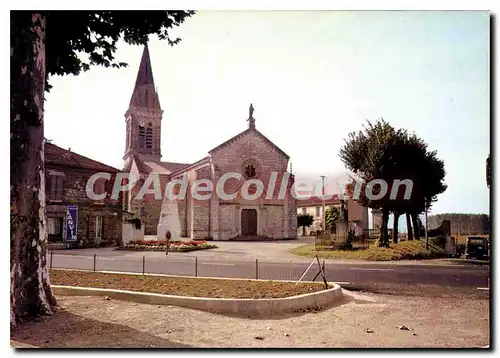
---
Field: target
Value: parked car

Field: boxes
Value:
[465,236,489,260]
[455,243,466,258]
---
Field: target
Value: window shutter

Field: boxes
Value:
[49,175,56,200]
[57,176,63,200]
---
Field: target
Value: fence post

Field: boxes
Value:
[255,259,259,280]
[142,256,145,275]
[195,257,198,277]
[50,250,53,269]
[93,254,96,272]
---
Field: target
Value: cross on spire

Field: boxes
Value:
[247,103,256,129]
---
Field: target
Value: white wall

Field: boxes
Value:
[122,222,144,245]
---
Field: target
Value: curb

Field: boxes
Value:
[52,283,343,316]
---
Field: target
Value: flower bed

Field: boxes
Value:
[123,240,218,252]
[48,242,70,250]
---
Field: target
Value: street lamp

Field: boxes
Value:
[320,175,326,233]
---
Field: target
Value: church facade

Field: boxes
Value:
[122,45,297,240]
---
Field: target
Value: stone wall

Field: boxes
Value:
[126,173,169,235]
[347,198,369,230]
[45,165,123,248]
[218,204,235,240]
[208,130,297,240]
[372,210,383,230]
[287,200,298,238]
[141,201,162,235]
[264,205,284,238]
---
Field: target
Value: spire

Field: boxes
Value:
[129,43,161,110]
[134,43,155,89]
[247,103,256,129]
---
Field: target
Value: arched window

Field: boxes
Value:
[126,121,130,149]
[146,123,153,149]
[138,124,145,147]
[244,164,256,178]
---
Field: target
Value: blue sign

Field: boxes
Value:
[66,205,78,242]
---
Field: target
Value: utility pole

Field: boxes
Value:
[425,198,429,250]
[320,175,326,232]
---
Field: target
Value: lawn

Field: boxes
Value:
[290,240,445,261]
[50,269,327,299]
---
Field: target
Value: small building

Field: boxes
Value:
[296,195,369,236]
[45,142,125,248]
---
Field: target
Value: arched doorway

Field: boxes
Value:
[241,209,257,236]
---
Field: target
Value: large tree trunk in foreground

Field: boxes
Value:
[393,212,401,244]
[406,212,413,240]
[11,12,56,329]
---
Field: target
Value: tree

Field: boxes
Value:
[325,206,341,233]
[297,214,314,236]
[10,10,195,328]
[340,119,398,247]
[416,217,425,237]
[380,131,446,242]
[406,148,447,240]
[340,119,446,247]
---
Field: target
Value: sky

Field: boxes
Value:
[44,10,490,218]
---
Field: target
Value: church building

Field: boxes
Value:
[122,44,297,240]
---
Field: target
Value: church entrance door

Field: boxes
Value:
[241,209,257,236]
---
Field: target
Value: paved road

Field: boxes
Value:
[49,251,490,298]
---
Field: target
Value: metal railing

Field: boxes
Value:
[48,251,328,283]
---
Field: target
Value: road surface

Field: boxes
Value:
[49,250,490,298]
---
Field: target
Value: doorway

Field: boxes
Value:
[241,209,258,236]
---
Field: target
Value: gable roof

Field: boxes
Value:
[208,128,290,159]
[161,161,191,173]
[123,154,190,175]
[296,194,342,207]
[45,142,118,172]
[168,156,211,178]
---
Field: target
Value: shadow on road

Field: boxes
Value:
[11,308,193,348]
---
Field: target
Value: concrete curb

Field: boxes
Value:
[52,283,343,316]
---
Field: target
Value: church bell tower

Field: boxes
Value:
[123,43,163,163]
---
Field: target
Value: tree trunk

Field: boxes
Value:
[412,213,421,240]
[379,208,390,247]
[406,212,413,240]
[302,226,306,237]
[11,13,56,329]
[393,212,401,244]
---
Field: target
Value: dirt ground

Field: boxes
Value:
[11,291,489,348]
[50,270,325,299]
